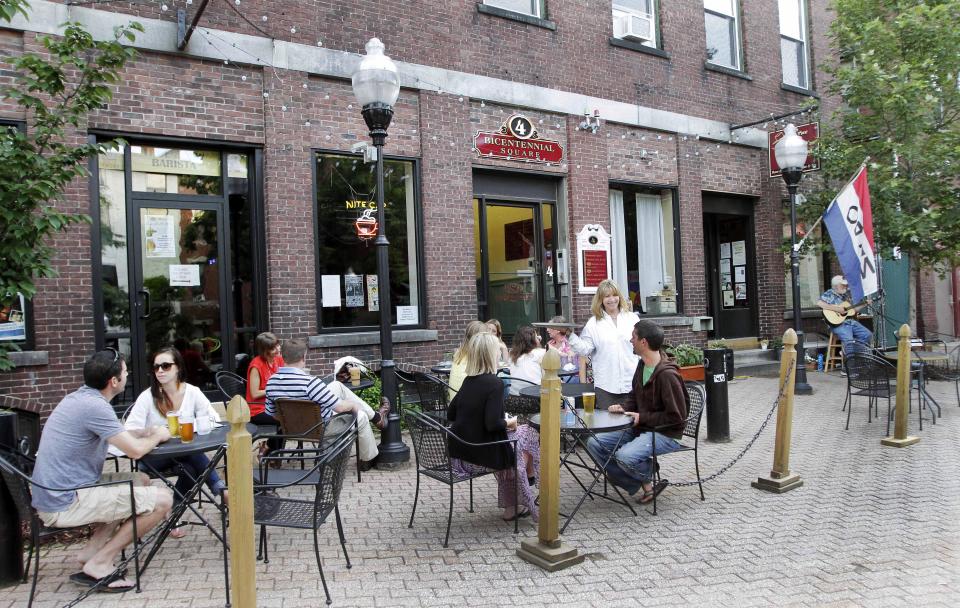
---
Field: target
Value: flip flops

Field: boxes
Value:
[69,570,134,593]
[502,507,531,522]
[638,479,669,504]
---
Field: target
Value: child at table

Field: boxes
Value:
[123,346,226,537]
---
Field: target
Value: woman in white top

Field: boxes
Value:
[127,346,226,538]
[507,326,546,395]
[568,279,640,409]
[448,320,490,400]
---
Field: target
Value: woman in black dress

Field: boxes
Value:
[448,332,537,521]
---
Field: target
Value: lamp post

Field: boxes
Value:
[774,123,813,395]
[352,38,409,464]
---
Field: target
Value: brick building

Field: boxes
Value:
[3,0,930,413]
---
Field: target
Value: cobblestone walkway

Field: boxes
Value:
[4,371,959,607]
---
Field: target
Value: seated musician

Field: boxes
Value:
[817,275,873,356]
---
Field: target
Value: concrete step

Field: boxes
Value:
[719,337,760,351]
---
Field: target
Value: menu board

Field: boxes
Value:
[582,250,608,289]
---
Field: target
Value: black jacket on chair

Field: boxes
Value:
[446,373,515,471]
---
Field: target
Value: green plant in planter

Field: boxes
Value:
[665,343,704,367]
[357,377,420,431]
[706,339,728,349]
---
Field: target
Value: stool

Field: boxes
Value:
[825,333,844,371]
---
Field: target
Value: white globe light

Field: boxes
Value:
[351,38,400,108]
[774,123,809,171]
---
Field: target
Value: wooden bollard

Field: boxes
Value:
[753,329,803,493]
[881,324,920,447]
[517,347,584,570]
[226,395,257,607]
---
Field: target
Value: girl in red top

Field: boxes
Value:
[246,332,284,453]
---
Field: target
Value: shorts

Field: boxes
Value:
[38,472,161,528]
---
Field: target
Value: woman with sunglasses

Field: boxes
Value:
[124,346,226,538]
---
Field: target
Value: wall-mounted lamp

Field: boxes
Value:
[578,109,601,134]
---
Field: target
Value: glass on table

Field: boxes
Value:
[179,415,195,443]
[582,391,596,414]
[349,366,361,386]
[166,411,180,438]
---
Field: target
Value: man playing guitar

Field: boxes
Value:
[817,275,873,356]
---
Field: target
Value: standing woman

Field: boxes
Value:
[125,346,225,537]
[507,325,546,394]
[448,333,538,521]
[567,279,640,409]
[246,332,285,454]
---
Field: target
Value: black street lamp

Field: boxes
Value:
[352,38,409,464]
[774,123,813,395]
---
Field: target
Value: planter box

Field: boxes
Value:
[679,365,705,382]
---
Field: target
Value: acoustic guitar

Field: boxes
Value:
[821,291,882,327]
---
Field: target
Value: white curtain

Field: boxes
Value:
[635,193,666,301]
[609,189,629,293]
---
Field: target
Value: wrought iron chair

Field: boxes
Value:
[404,411,519,548]
[843,352,899,433]
[647,381,707,515]
[216,370,278,440]
[919,339,960,407]
[253,428,356,606]
[0,449,144,608]
[413,372,457,424]
[257,409,360,483]
[500,375,541,425]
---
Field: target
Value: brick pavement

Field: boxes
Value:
[4,371,959,607]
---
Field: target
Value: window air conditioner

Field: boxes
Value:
[614,13,653,43]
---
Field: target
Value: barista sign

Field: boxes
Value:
[474,114,564,164]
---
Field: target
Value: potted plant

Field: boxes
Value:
[769,336,784,360]
[665,343,705,381]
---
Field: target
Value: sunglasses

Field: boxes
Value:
[152,361,176,372]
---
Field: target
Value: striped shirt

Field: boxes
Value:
[264,366,339,420]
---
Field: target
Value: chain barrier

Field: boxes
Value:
[668,358,796,488]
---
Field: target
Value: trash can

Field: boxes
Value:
[0,411,24,583]
[702,348,732,443]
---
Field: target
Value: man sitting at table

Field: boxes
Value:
[265,338,390,470]
[585,320,689,504]
[31,350,175,592]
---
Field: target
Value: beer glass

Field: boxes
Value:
[582,391,596,414]
[179,415,195,443]
[166,411,180,438]
[349,366,361,386]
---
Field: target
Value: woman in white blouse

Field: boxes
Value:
[568,279,640,409]
[125,346,225,537]
[507,325,546,394]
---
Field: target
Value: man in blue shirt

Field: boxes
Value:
[817,274,873,355]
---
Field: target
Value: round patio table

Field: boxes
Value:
[519,382,594,407]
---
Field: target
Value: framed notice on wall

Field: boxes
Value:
[576,224,612,294]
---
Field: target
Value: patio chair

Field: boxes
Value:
[413,372,457,424]
[253,429,356,606]
[262,406,361,482]
[215,370,278,436]
[404,411,519,548]
[843,353,896,433]
[918,339,960,407]
[647,381,707,515]
[0,449,144,608]
[500,375,541,425]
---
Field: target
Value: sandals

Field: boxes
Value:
[376,397,391,431]
[69,571,134,593]
[502,507,531,522]
[638,479,669,504]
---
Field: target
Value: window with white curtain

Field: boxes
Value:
[612,0,659,48]
[704,0,742,70]
[779,0,809,89]
[783,221,824,309]
[484,0,543,18]
[610,186,680,315]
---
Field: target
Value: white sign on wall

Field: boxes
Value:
[576,224,612,294]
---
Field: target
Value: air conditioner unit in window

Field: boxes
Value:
[614,13,653,43]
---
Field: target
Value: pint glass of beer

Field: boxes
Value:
[582,392,596,414]
[179,415,195,443]
[349,366,361,386]
[166,411,180,438]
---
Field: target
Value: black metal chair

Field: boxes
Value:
[404,411,519,548]
[843,352,900,433]
[413,372,457,424]
[0,449,144,608]
[647,381,707,515]
[216,370,278,436]
[256,411,358,485]
[919,339,960,407]
[500,375,541,425]
[253,428,356,606]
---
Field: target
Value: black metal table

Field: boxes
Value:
[520,382,594,407]
[344,377,375,391]
[136,422,256,607]
[880,350,946,426]
[529,409,635,533]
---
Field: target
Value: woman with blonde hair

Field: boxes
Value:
[567,279,640,409]
[447,333,538,521]
[484,318,511,364]
[448,320,490,397]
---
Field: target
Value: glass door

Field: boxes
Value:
[474,198,559,336]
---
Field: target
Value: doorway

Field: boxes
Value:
[473,198,560,336]
[703,195,758,339]
[93,141,265,403]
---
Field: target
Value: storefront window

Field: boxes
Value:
[610,186,680,315]
[0,120,34,349]
[116,145,223,195]
[783,221,825,308]
[314,153,421,330]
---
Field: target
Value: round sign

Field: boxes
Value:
[507,115,535,140]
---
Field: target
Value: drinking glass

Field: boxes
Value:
[582,392,596,414]
[166,411,180,438]
[349,366,361,386]
[179,415,195,443]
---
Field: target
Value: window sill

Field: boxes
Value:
[608,37,670,59]
[477,4,557,31]
[308,329,438,349]
[704,61,753,81]
[640,315,694,327]
[7,351,49,368]
[782,309,824,321]
[780,83,819,98]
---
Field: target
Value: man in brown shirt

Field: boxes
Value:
[585,320,689,503]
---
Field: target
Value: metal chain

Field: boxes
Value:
[670,358,796,487]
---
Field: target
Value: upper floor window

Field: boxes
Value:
[612,1,659,48]
[704,0,742,71]
[483,0,544,19]
[779,0,809,89]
